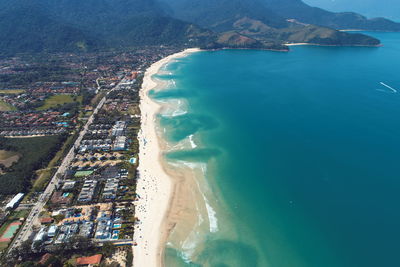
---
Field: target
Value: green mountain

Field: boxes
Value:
[111,15,216,47]
[162,0,381,46]
[0,0,398,54]
[0,3,99,54]
[0,0,216,54]
[161,0,289,31]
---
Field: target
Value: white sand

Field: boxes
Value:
[285,43,311,46]
[133,48,201,267]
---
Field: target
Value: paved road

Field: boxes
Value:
[7,80,124,253]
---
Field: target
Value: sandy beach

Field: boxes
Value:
[133,48,201,267]
[285,43,311,46]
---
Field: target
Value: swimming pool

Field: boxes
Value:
[112,230,119,240]
[113,223,122,229]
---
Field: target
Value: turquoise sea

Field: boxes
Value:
[152,32,400,267]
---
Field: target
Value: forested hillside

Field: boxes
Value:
[0,4,99,54]
[0,0,398,54]
[0,0,217,55]
[162,0,382,46]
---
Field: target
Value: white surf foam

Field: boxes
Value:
[204,199,219,233]
[200,163,207,174]
[380,82,397,93]
[160,107,187,118]
[159,99,189,118]
[180,160,202,170]
[189,135,197,148]
[197,164,219,233]
[194,172,219,234]
[172,109,187,117]
[176,161,218,233]
[180,210,205,262]
[177,250,193,264]
[181,231,199,260]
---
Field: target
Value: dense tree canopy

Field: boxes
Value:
[0,135,66,195]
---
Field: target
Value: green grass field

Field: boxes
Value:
[8,210,29,220]
[0,89,25,94]
[0,150,20,168]
[0,99,16,111]
[37,94,82,110]
[0,150,18,159]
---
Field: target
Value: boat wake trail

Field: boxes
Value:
[380,82,397,93]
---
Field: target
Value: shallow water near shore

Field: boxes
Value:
[152,32,400,267]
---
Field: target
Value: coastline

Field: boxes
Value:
[285,43,311,46]
[133,48,201,267]
[285,42,382,47]
[339,29,365,32]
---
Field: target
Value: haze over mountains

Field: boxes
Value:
[0,0,399,54]
[263,0,400,31]
[304,0,400,22]
[164,0,400,31]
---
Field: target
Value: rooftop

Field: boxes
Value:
[76,254,102,266]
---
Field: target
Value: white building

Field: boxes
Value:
[6,193,24,209]
[33,227,48,242]
[48,225,58,237]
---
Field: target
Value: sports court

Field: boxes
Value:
[0,221,21,242]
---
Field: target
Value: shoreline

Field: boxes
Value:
[285,42,382,47]
[133,48,201,267]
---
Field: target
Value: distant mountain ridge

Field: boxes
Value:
[162,0,385,46]
[304,0,400,23]
[0,0,398,54]
[161,0,289,31]
[263,0,400,31]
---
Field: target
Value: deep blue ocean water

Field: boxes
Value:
[153,32,400,267]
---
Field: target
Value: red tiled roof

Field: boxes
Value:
[40,217,54,224]
[39,253,52,265]
[76,254,102,265]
